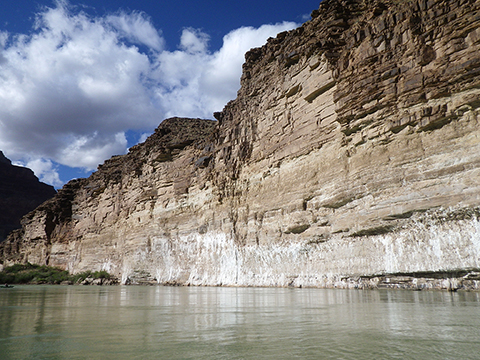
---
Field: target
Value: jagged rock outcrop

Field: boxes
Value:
[0,151,56,241]
[2,0,480,290]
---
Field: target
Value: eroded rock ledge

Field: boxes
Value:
[1,0,480,290]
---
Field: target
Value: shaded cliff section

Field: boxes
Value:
[0,152,56,242]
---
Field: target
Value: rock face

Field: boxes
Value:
[0,151,56,242]
[2,0,480,290]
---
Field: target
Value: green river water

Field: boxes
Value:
[1,285,479,359]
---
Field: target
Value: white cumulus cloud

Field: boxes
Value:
[0,1,298,186]
[106,11,165,51]
[13,158,62,188]
[152,22,296,119]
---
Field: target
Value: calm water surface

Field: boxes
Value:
[0,285,479,359]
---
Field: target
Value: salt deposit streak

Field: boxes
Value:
[119,217,480,288]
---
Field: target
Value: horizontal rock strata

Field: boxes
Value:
[2,0,480,290]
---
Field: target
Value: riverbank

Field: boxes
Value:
[2,263,480,291]
[0,263,118,285]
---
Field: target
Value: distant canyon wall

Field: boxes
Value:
[0,151,56,242]
[2,0,480,290]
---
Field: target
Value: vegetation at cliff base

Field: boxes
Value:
[0,263,115,285]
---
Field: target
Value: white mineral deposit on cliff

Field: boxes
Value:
[115,211,480,289]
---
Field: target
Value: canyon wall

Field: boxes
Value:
[0,151,56,241]
[2,0,480,290]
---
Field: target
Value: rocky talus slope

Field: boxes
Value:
[2,0,480,290]
[0,152,56,242]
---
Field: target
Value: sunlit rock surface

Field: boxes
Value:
[2,0,480,290]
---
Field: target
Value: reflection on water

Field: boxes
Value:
[1,286,480,359]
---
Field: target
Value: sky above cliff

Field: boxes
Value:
[0,0,319,188]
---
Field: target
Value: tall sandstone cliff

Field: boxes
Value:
[2,0,480,289]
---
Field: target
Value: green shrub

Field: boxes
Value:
[0,273,15,284]
[92,270,110,279]
[0,264,114,285]
[16,272,35,284]
[72,271,92,284]
[3,263,37,273]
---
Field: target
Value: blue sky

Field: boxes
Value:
[0,0,320,187]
